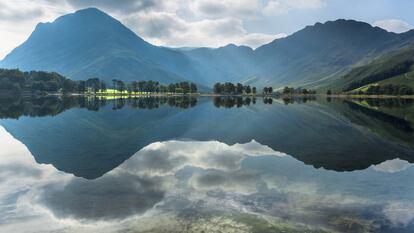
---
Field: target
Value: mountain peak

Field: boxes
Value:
[309,19,387,32]
[75,7,103,13]
[71,7,110,18]
[220,44,253,51]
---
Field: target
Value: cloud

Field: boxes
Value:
[126,12,283,48]
[120,140,285,176]
[0,2,44,22]
[383,202,414,227]
[263,0,325,16]
[0,0,67,59]
[373,19,413,33]
[38,174,167,221]
[237,33,287,49]
[371,159,413,173]
[263,1,288,16]
[287,0,326,9]
[189,0,262,19]
[1,131,414,232]
[65,0,162,13]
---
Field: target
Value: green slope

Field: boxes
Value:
[328,47,414,92]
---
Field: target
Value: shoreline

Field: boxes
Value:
[2,93,414,99]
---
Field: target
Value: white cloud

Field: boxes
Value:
[286,0,326,9]
[371,159,413,173]
[373,19,413,33]
[121,140,285,176]
[237,32,287,48]
[0,0,69,59]
[263,1,288,16]
[126,11,283,49]
[383,202,414,227]
[189,0,262,19]
[263,0,325,16]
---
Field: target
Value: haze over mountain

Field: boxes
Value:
[1,7,414,90]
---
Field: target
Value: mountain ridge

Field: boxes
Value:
[2,7,414,90]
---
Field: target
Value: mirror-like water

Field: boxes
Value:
[0,96,413,233]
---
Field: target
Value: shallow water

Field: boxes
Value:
[0,96,413,233]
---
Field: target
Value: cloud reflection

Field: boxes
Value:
[1,126,414,232]
[371,158,413,173]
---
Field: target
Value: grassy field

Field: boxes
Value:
[93,89,144,95]
[351,69,414,92]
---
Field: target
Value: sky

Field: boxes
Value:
[0,0,414,59]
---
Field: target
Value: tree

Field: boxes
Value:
[263,87,268,94]
[190,82,197,93]
[112,79,118,94]
[168,83,176,93]
[214,83,222,94]
[117,80,125,93]
[326,90,332,95]
[236,83,244,94]
[77,81,86,93]
[100,81,107,93]
[86,78,101,94]
[268,87,273,94]
[252,87,257,95]
[62,79,76,93]
[179,82,190,94]
[245,86,251,94]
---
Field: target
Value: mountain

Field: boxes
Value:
[0,8,257,88]
[253,19,414,89]
[0,8,203,85]
[2,8,414,90]
[180,44,256,85]
[2,97,414,179]
[328,46,414,92]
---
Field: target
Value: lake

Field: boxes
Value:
[0,96,413,233]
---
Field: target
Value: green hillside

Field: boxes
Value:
[329,46,414,93]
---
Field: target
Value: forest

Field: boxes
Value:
[0,69,198,96]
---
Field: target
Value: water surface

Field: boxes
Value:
[0,96,413,233]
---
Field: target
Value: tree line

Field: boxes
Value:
[356,84,414,96]
[121,80,197,94]
[281,86,317,95]
[0,69,198,96]
[213,82,257,95]
[345,60,414,92]
[0,69,71,95]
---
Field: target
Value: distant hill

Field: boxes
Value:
[2,8,414,90]
[181,44,256,85]
[253,20,414,89]
[328,46,414,92]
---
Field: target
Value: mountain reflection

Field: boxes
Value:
[0,96,413,179]
[344,100,413,133]
[1,132,414,233]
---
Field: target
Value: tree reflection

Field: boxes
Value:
[0,96,199,119]
[213,96,255,108]
[282,96,316,105]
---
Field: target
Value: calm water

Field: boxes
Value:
[0,96,414,233]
